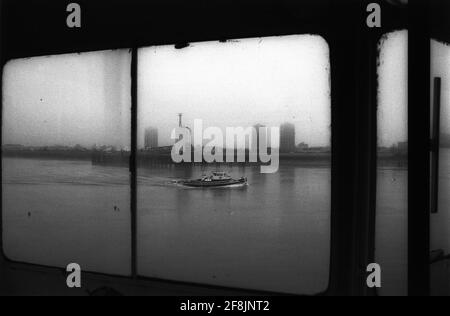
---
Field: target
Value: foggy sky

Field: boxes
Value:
[378,30,408,148]
[378,32,450,147]
[432,39,450,136]
[1,33,416,150]
[138,35,332,149]
[2,50,131,149]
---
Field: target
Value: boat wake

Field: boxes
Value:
[178,182,248,189]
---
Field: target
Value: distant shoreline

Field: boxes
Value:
[2,149,94,161]
[2,149,409,168]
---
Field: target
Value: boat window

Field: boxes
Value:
[430,39,450,295]
[376,30,408,296]
[2,50,133,276]
[137,35,332,294]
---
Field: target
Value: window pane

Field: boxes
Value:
[376,30,408,296]
[137,35,331,294]
[431,39,450,296]
[2,50,132,275]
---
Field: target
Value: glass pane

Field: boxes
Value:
[376,30,408,296]
[137,35,331,294]
[430,39,450,296]
[2,50,132,276]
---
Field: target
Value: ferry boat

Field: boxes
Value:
[182,172,247,188]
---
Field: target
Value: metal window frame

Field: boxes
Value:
[427,0,450,296]
[0,0,410,296]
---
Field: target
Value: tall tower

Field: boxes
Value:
[280,123,296,153]
[144,127,158,150]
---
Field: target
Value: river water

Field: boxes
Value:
[137,164,331,294]
[3,152,450,295]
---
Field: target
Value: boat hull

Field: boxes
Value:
[182,178,247,188]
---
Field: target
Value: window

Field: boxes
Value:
[376,30,408,296]
[137,35,331,294]
[430,39,450,295]
[2,50,132,276]
[0,0,417,297]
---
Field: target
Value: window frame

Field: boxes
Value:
[428,0,450,296]
[0,0,409,296]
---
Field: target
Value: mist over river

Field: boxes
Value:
[3,153,449,295]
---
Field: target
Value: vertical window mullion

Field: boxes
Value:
[131,47,139,279]
[408,0,431,296]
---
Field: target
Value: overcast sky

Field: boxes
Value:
[138,35,331,149]
[2,50,131,148]
[2,33,417,150]
[432,39,450,136]
[378,30,408,148]
[378,32,450,147]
